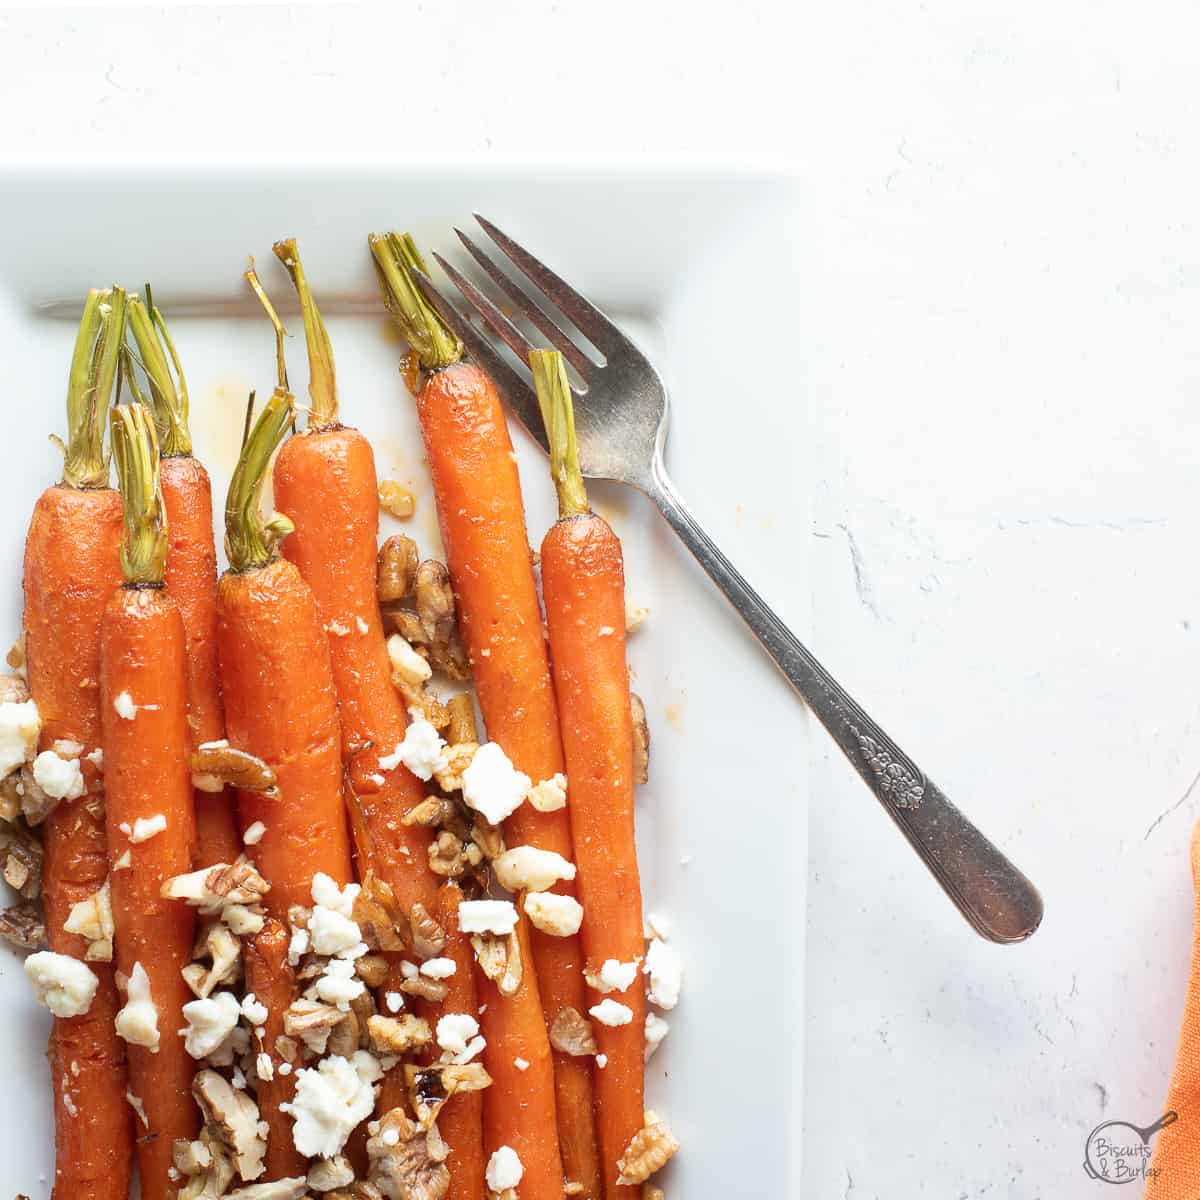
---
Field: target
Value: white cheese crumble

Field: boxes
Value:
[113,691,138,720]
[24,951,98,1018]
[287,926,310,966]
[0,698,39,777]
[282,1052,382,1158]
[589,998,634,1027]
[462,742,530,825]
[315,959,365,1010]
[355,616,369,635]
[514,1057,529,1071]
[458,899,518,936]
[526,772,568,813]
[645,938,683,1010]
[378,718,447,782]
[243,821,266,846]
[115,962,160,1050]
[524,892,584,937]
[308,905,365,959]
[596,1053,609,1068]
[384,992,404,1013]
[592,959,640,994]
[256,1052,274,1081]
[436,1013,480,1057]
[386,633,432,685]
[311,873,360,917]
[492,845,576,893]
[181,991,241,1059]
[486,1146,524,1192]
[128,814,167,844]
[645,1012,670,1060]
[241,993,269,1026]
[643,912,673,941]
[32,749,85,801]
[420,957,457,980]
[85,747,104,771]
[112,849,132,871]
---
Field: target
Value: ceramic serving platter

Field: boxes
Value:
[0,160,806,1197]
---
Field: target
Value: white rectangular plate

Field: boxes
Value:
[0,161,807,1197]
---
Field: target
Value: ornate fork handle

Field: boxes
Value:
[648,456,1043,943]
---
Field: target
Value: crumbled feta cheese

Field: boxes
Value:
[458,899,518,935]
[128,814,167,843]
[386,633,432,685]
[598,625,615,637]
[241,993,269,1026]
[279,1062,292,1076]
[384,992,404,1013]
[24,951,98,1018]
[367,773,385,787]
[462,742,530,825]
[592,959,640,994]
[115,962,160,1049]
[645,938,683,1010]
[526,772,568,813]
[643,912,673,941]
[63,879,114,962]
[524,892,584,937]
[311,873,360,918]
[514,1057,529,1071]
[112,849,131,871]
[486,1146,524,1192]
[436,1013,480,1058]
[626,604,649,633]
[85,747,103,770]
[282,1052,382,1158]
[378,718,447,782]
[596,1053,609,1068]
[399,960,419,980]
[355,616,369,635]
[113,691,138,720]
[315,959,365,1009]
[243,821,266,846]
[256,1052,274,1081]
[589,999,634,1028]
[493,845,576,893]
[308,905,364,958]
[0,698,39,776]
[222,904,265,936]
[327,620,350,637]
[52,739,83,757]
[420,957,457,980]
[381,1126,400,1147]
[645,1013,670,1060]
[32,749,85,801]
[287,926,310,966]
[181,991,241,1059]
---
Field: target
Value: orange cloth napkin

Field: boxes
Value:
[1146,821,1200,1195]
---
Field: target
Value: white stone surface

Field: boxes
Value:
[2,2,1198,1196]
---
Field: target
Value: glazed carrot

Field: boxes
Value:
[23,289,134,1200]
[434,882,486,1200]
[371,232,593,1197]
[244,918,307,1180]
[534,352,646,1199]
[99,403,199,1200]
[266,241,438,914]
[215,385,354,919]
[127,291,238,864]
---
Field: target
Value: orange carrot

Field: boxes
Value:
[534,351,646,1199]
[99,403,199,1200]
[434,882,485,1200]
[24,288,135,1200]
[266,241,438,915]
[371,232,593,1197]
[215,386,355,919]
[243,918,308,1180]
[127,293,238,864]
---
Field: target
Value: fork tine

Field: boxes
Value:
[453,227,596,377]
[431,251,537,367]
[473,214,634,356]
[411,268,549,454]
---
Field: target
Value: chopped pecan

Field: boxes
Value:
[367,1105,449,1200]
[175,1129,236,1200]
[385,608,427,648]
[63,879,113,961]
[414,561,455,648]
[17,765,57,827]
[189,744,276,794]
[378,535,420,604]
[356,953,389,988]
[193,1068,267,1182]
[468,816,504,863]
[470,931,521,998]
[409,903,447,960]
[0,899,45,950]
[630,693,650,785]
[367,1013,433,1055]
[400,975,448,1003]
[283,997,343,1056]
[183,922,242,999]
[0,673,28,704]
[432,742,475,794]
[327,1009,361,1059]
[642,1186,666,1200]
[549,1006,598,1057]
[405,1062,492,1126]
[5,637,24,672]
[427,831,468,879]
[445,694,478,746]
[163,861,270,911]
[379,479,416,519]
[616,1114,679,1186]
[403,796,459,829]
[353,871,408,952]
[0,820,42,899]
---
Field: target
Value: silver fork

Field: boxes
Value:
[417,214,1044,945]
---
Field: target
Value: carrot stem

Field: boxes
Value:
[368,231,463,371]
[272,238,338,428]
[224,388,295,572]
[110,403,168,586]
[244,260,289,392]
[126,289,191,456]
[63,286,127,489]
[530,349,588,519]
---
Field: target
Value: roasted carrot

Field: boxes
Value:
[434,881,486,1200]
[266,240,438,915]
[23,288,135,1200]
[99,403,199,1200]
[534,351,647,1199]
[127,290,238,864]
[215,384,354,919]
[243,918,307,1180]
[371,232,593,1197]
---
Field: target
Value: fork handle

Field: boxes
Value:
[647,458,1043,943]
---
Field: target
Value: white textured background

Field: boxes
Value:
[3,3,1199,1197]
